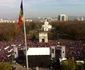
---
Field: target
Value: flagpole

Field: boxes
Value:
[23,17,29,70]
[23,19,29,70]
[22,0,29,70]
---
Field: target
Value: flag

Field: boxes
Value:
[18,0,24,25]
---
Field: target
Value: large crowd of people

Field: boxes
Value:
[0,34,85,62]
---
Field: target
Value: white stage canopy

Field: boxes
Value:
[27,47,50,56]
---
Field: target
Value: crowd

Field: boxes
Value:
[59,39,85,60]
[0,34,85,62]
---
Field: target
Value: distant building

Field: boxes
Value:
[26,19,32,22]
[81,17,84,21]
[58,14,68,21]
[76,17,80,21]
[0,19,4,23]
[76,17,84,21]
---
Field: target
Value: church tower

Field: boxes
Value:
[39,19,52,43]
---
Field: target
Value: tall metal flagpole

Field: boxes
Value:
[22,0,29,70]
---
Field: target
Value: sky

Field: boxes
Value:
[0,0,85,19]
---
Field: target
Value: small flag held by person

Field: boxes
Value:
[18,0,24,25]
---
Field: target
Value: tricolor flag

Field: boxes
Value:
[18,0,24,25]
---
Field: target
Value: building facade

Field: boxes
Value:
[58,14,68,21]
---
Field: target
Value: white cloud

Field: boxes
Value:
[25,0,85,5]
[58,0,85,4]
[0,0,84,8]
[23,0,85,11]
[0,0,19,8]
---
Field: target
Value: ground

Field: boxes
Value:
[12,63,26,70]
[12,63,50,70]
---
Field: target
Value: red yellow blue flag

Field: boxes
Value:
[18,0,24,25]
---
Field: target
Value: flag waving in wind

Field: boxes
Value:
[18,0,24,25]
[18,1,29,70]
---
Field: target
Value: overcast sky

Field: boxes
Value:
[0,0,85,19]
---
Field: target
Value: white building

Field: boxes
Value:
[39,32,48,43]
[81,17,84,21]
[39,19,52,43]
[58,14,68,21]
[0,19,4,23]
[61,46,65,58]
[42,19,52,31]
[76,17,84,21]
